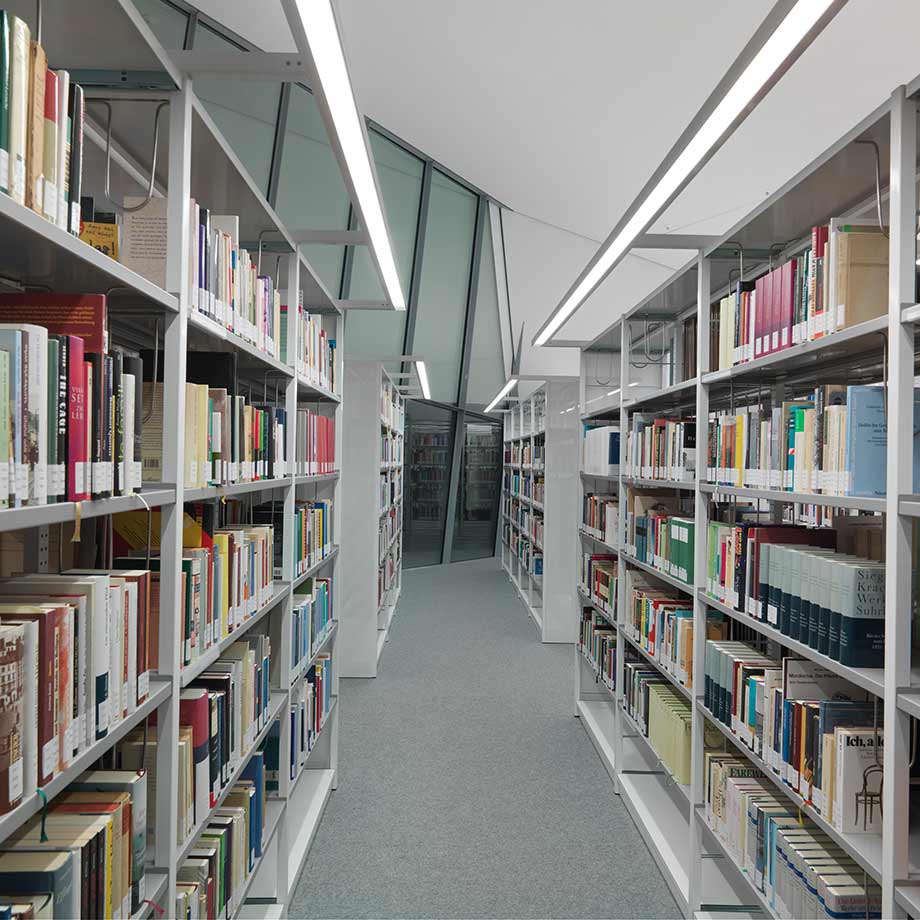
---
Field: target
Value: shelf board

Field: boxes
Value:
[292,545,340,590]
[232,797,286,919]
[699,699,884,882]
[619,702,691,803]
[188,310,293,379]
[624,477,695,492]
[285,768,335,891]
[699,482,885,512]
[0,191,179,312]
[620,550,693,597]
[132,869,169,920]
[580,469,619,480]
[181,583,290,688]
[576,585,616,626]
[0,487,175,533]
[184,477,292,502]
[693,807,777,919]
[297,375,341,403]
[578,528,619,554]
[698,591,885,698]
[291,621,338,687]
[701,316,888,387]
[895,883,920,919]
[178,690,289,863]
[620,627,693,703]
[576,698,617,785]
[294,472,340,485]
[0,677,171,843]
[621,377,698,412]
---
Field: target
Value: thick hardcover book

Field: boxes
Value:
[63,333,88,501]
[844,385,886,497]
[0,293,107,354]
[8,16,30,205]
[40,67,55,221]
[179,689,211,827]
[0,624,24,813]
[0,850,77,918]
[24,40,44,215]
[66,83,83,234]
[121,355,144,489]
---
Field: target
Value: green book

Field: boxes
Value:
[0,13,10,196]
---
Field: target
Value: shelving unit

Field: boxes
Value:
[570,80,920,918]
[340,360,404,676]
[501,383,578,642]
[0,1,358,914]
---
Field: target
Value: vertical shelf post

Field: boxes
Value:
[883,84,916,919]
[688,252,711,915]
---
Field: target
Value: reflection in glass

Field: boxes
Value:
[404,401,455,567]
[451,420,502,562]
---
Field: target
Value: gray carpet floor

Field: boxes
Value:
[289,557,682,919]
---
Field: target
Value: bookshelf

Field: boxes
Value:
[0,2,351,915]
[572,83,920,918]
[501,383,577,642]
[339,359,404,676]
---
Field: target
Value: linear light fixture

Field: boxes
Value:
[532,0,845,346]
[416,361,431,400]
[284,0,406,309]
[607,388,621,397]
[485,378,518,413]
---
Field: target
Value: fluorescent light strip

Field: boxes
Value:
[484,378,517,413]
[607,388,620,397]
[295,0,406,310]
[416,360,431,400]
[534,0,836,346]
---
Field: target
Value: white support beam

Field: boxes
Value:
[168,49,313,83]
[634,233,721,249]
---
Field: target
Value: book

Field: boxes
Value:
[0,850,77,919]
[23,39,42,215]
[7,15,28,205]
[120,196,167,288]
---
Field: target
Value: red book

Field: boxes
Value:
[64,333,89,501]
[180,688,212,818]
[754,276,763,359]
[0,606,66,785]
[0,293,107,353]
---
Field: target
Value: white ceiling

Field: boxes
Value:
[189,0,920,358]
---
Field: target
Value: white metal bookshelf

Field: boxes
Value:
[569,79,920,919]
[500,382,578,642]
[0,1,367,914]
[339,360,404,676]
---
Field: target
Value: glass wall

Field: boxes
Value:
[132,0,188,47]
[344,130,424,359]
[465,216,505,408]
[275,86,351,296]
[411,171,478,403]
[404,402,455,567]
[450,419,502,562]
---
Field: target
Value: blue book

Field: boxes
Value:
[844,385,886,496]
[240,752,265,859]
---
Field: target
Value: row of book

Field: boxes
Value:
[291,306,337,395]
[379,507,399,563]
[703,642,884,835]
[294,499,333,579]
[532,478,544,505]
[378,470,401,514]
[378,544,399,606]
[705,385,891,498]
[704,750,882,918]
[704,519,885,667]
[267,655,332,785]
[581,424,620,478]
[120,634,273,849]
[0,767,147,919]
[380,429,402,467]
[503,471,531,498]
[291,578,332,676]
[0,298,144,507]
[189,207,283,362]
[295,408,336,477]
[623,668,692,786]
[582,492,618,546]
[578,609,615,691]
[0,569,154,810]
[624,490,695,587]
[580,553,617,616]
[711,223,887,372]
[380,380,403,432]
[176,752,267,920]
[625,416,695,483]
[0,13,84,233]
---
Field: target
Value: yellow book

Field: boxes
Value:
[214,532,231,639]
[734,413,745,486]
